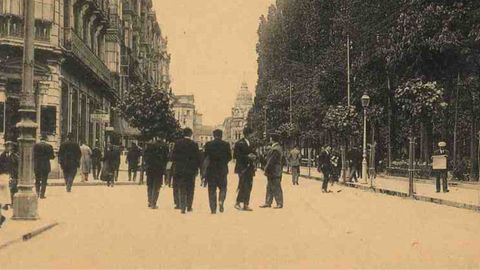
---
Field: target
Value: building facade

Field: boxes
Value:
[222,81,253,146]
[0,0,171,151]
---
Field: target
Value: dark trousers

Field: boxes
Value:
[348,166,359,182]
[172,175,180,207]
[436,170,448,192]
[35,172,49,197]
[114,166,120,182]
[128,163,138,181]
[9,179,18,204]
[265,175,283,206]
[92,161,101,179]
[147,172,163,207]
[236,173,253,206]
[322,170,331,191]
[63,168,77,192]
[291,166,300,185]
[177,175,195,211]
[207,175,227,212]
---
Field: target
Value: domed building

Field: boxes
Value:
[223,81,253,145]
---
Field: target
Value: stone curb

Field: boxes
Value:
[0,222,59,251]
[288,171,480,213]
[48,182,141,187]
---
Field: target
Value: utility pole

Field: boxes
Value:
[13,0,38,220]
[453,73,460,168]
[347,34,351,107]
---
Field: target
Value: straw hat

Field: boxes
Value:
[438,141,447,147]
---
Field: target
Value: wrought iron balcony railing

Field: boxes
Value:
[62,27,115,92]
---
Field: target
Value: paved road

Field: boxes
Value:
[1,166,480,269]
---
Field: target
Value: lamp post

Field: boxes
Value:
[12,0,38,219]
[361,94,370,183]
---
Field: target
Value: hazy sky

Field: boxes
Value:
[152,0,275,126]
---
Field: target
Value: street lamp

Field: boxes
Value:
[361,93,370,183]
[12,0,37,219]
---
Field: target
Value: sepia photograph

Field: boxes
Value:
[0,0,480,269]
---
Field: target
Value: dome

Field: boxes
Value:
[235,82,253,108]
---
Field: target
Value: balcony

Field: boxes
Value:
[62,28,116,93]
[91,0,110,21]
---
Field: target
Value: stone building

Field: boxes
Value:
[0,0,171,151]
[172,94,196,130]
[222,81,253,146]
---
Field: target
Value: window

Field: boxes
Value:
[34,0,53,21]
[0,102,4,133]
[35,21,51,41]
[40,106,56,135]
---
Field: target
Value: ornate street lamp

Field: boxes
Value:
[361,94,370,183]
[12,0,38,219]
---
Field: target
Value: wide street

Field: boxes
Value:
[0,165,479,269]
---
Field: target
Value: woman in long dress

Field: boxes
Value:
[80,142,93,182]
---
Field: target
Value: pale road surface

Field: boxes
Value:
[1,165,480,269]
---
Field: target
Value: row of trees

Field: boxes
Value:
[247,0,480,179]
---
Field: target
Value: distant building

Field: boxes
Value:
[222,82,253,146]
[172,95,196,130]
[194,125,214,149]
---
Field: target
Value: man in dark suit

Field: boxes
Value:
[260,133,284,209]
[433,141,449,193]
[204,129,232,214]
[33,133,55,199]
[58,133,81,192]
[234,127,256,211]
[172,128,200,214]
[127,143,142,182]
[91,142,102,180]
[144,138,168,209]
[318,146,333,193]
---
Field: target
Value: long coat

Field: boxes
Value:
[204,138,232,180]
[80,144,93,174]
[264,143,283,178]
[234,138,256,176]
[33,141,55,175]
[144,141,168,176]
[172,138,200,178]
[58,140,81,174]
[101,148,117,182]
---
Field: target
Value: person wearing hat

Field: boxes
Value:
[0,141,19,203]
[33,133,55,199]
[260,132,284,209]
[433,141,449,193]
[58,133,81,192]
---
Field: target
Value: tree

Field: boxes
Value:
[117,82,179,141]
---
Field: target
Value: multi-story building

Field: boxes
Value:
[172,94,196,130]
[222,81,253,146]
[194,125,214,149]
[0,0,171,151]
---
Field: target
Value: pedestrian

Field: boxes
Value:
[58,133,81,192]
[172,128,200,214]
[0,141,18,206]
[33,133,55,199]
[143,138,168,209]
[234,127,256,211]
[165,142,175,187]
[289,144,302,185]
[317,146,333,193]
[347,147,361,182]
[0,170,9,228]
[91,142,102,180]
[80,141,93,182]
[433,141,449,193]
[101,143,117,187]
[113,144,122,182]
[127,142,142,182]
[204,129,232,214]
[260,133,284,209]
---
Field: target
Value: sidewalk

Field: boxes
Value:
[47,170,141,187]
[289,166,480,211]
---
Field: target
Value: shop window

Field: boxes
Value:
[0,102,4,133]
[40,106,56,135]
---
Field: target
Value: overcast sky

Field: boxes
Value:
[152,0,275,126]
